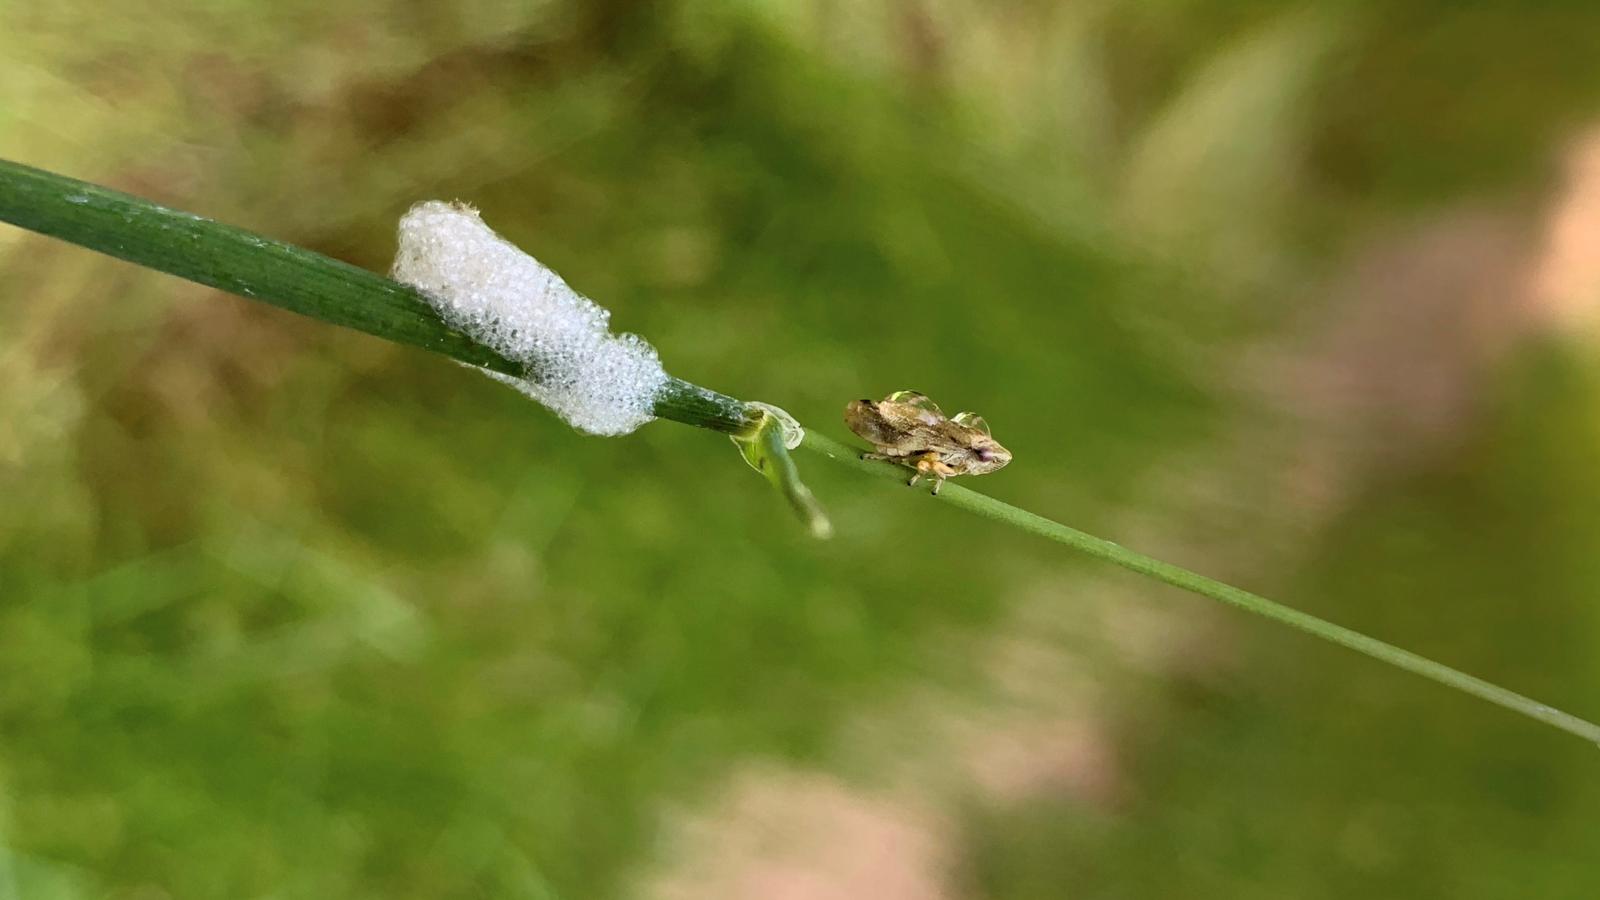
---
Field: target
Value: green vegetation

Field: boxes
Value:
[10,156,1592,744]
[3,3,1599,898]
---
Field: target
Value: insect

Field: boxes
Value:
[844,390,1012,495]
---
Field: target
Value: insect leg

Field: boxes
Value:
[908,452,944,489]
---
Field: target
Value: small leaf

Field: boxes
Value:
[732,404,832,539]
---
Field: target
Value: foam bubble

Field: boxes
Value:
[392,201,667,436]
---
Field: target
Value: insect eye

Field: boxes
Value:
[975,448,994,462]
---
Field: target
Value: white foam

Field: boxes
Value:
[392,201,667,436]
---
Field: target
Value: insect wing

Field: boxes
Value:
[867,405,945,452]
[885,390,944,417]
[950,412,991,435]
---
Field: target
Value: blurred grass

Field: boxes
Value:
[961,347,1600,900]
[4,1,1600,898]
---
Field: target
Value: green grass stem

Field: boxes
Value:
[800,431,1600,743]
[4,156,1596,745]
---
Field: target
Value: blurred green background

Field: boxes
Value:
[4,2,1600,898]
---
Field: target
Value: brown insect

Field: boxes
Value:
[844,390,1012,495]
